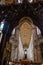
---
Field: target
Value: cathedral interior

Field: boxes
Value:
[0,0,43,65]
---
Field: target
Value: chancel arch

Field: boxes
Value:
[9,17,38,62]
[2,17,43,65]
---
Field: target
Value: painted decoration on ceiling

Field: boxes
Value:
[20,18,33,48]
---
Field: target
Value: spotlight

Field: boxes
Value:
[18,0,22,3]
[28,0,33,3]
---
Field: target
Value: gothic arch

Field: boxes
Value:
[16,17,34,28]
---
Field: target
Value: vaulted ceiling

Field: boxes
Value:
[0,2,43,35]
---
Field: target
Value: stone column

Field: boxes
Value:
[11,44,15,61]
[33,27,38,62]
[34,46,38,62]
[37,46,42,62]
[34,45,42,62]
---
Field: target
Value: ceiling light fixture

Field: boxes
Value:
[28,0,33,3]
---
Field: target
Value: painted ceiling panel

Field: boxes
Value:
[20,19,32,48]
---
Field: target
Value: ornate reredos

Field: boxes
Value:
[16,17,35,48]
